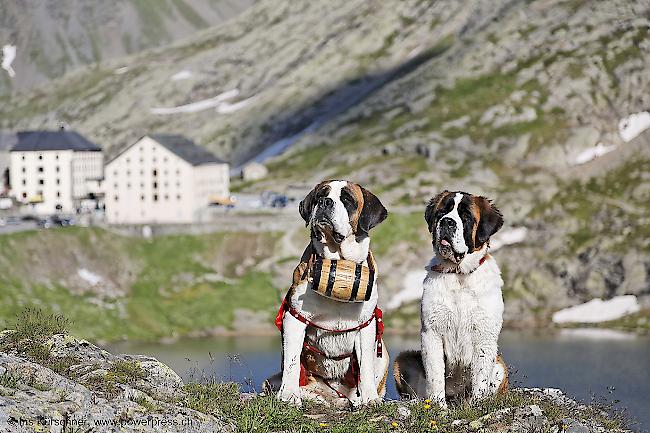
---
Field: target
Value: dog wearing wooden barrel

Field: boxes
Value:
[394,191,508,408]
[264,180,389,407]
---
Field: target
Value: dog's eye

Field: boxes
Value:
[340,192,356,208]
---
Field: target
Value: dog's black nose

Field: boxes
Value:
[317,197,334,209]
[440,217,456,232]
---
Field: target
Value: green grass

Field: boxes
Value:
[0,228,283,342]
[107,360,147,384]
[183,382,625,433]
[372,212,429,257]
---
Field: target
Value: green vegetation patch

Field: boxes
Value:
[184,382,625,433]
[0,228,283,342]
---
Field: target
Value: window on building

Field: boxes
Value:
[113,170,118,176]
[141,194,145,201]
[56,166,60,173]
[38,167,43,173]
[176,194,181,200]
[21,167,25,173]
[153,194,158,202]
[153,169,157,176]
[126,170,131,176]
[127,183,131,189]
[55,154,59,160]
[21,155,25,161]
[164,194,169,200]
[56,179,60,185]
[153,182,158,189]
[114,195,119,202]
[38,179,44,185]
[38,154,42,160]
[56,192,60,198]
[126,158,130,164]
[21,179,25,186]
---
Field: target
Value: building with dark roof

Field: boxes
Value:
[104,134,229,224]
[9,130,103,214]
[12,130,101,152]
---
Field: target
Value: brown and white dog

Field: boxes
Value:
[394,191,508,407]
[265,180,389,407]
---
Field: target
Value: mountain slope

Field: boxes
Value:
[1,0,650,326]
[0,0,255,95]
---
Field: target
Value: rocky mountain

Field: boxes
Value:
[1,0,649,327]
[0,0,255,95]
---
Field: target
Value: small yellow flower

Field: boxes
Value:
[423,404,431,410]
[319,422,329,428]
[391,421,399,428]
[430,420,438,429]
[562,425,568,431]
[424,399,432,404]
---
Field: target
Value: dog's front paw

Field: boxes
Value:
[277,386,302,407]
[427,396,447,410]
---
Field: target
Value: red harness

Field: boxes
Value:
[275,292,384,394]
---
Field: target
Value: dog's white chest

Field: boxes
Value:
[421,260,504,366]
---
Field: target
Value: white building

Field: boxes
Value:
[104,134,229,224]
[9,130,103,214]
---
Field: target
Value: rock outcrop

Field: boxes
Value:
[0,330,633,433]
[0,331,232,433]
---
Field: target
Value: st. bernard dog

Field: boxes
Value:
[264,180,389,407]
[394,191,508,407]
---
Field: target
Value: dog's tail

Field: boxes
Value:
[393,350,426,399]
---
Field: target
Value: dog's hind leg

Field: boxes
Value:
[262,372,282,393]
[488,354,508,395]
[393,350,426,399]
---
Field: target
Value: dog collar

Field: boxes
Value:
[429,253,490,274]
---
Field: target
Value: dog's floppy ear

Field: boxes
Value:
[475,196,504,246]
[424,190,450,233]
[299,185,320,226]
[357,187,387,237]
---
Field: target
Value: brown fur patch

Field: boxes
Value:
[346,182,365,231]
[469,199,482,252]
[496,354,509,394]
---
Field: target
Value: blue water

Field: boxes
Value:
[107,329,650,431]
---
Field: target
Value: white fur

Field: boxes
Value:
[420,247,504,407]
[278,181,388,407]
[436,193,469,257]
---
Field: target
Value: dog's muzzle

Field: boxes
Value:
[313,199,345,243]
[437,218,465,263]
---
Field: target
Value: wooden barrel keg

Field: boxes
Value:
[311,257,375,303]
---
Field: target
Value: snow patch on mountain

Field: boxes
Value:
[491,227,528,252]
[150,89,239,114]
[573,143,618,165]
[552,295,640,324]
[386,269,427,310]
[171,70,192,81]
[619,111,650,142]
[1,45,16,77]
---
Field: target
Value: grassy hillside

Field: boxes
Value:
[0,228,283,341]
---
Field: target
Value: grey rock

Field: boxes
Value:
[0,337,233,433]
[562,418,591,433]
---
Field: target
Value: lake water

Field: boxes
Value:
[107,329,650,432]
